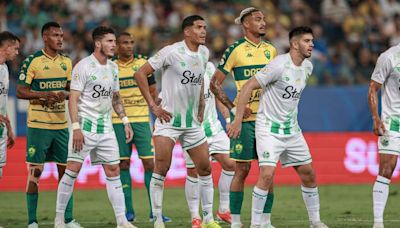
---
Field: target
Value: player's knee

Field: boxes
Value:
[187,167,198,178]
[221,159,235,171]
[235,163,251,179]
[155,164,170,176]
[104,164,120,177]
[28,166,43,186]
[119,159,130,170]
[142,159,154,172]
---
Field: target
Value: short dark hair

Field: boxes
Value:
[181,15,204,31]
[289,26,313,40]
[0,31,20,47]
[117,32,131,40]
[92,26,115,42]
[41,22,61,36]
[240,9,260,24]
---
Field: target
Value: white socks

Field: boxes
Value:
[373,175,390,223]
[106,176,128,226]
[150,173,165,223]
[185,175,200,219]
[218,170,234,213]
[55,169,77,222]
[301,186,320,223]
[261,213,271,225]
[199,174,214,223]
[251,186,268,226]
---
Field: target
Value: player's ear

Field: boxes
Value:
[94,40,101,49]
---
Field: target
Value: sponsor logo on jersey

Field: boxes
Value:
[282,86,303,99]
[43,65,50,70]
[92,85,113,98]
[39,81,67,90]
[204,88,212,100]
[0,82,8,96]
[181,70,203,85]
[244,68,262,77]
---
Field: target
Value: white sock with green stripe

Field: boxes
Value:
[251,186,268,226]
[218,170,234,213]
[185,175,200,219]
[301,186,320,223]
[55,169,77,223]
[150,173,165,223]
[373,175,390,223]
[106,175,127,225]
[199,174,214,223]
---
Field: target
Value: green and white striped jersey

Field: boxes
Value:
[202,62,223,137]
[71,54,119,134]
[148,40,209,129]
[0,64,9,137]
[255,53,312,135]
[371,44,400,132]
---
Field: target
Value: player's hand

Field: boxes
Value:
[41,92,59,106]
[72,129,85,151]
[227,120,242,139]
[197,113,204,123]
[151,105,172,124]
[372,117,386,136]
[55,91,66,102]
[6,129,15,149]
[124,123,133,143]
[243,107,252,119]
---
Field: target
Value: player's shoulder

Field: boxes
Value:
[261,39,276,49]
[59,52,72,61]
[107,58,118,69]
[22,50,45,66]
[379,45,400,62]
[134,53,149,60]
[224,38,247,55]
[73,55,92,70]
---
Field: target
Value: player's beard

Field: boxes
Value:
[100,46,113,58]
[258,32,265,37]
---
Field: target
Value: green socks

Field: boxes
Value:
[145,171,152,213]
[230,191,244,214]
[65,195,74,223]
[264,193,274,213]
[120,169,134,213]
[26,192,38,224]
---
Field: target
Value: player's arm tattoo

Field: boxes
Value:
[210,70,234,110]
[112,91,126,118]
[198,79,205,120]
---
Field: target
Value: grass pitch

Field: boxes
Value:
[0,184,400,228]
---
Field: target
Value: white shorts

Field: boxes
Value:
[153,119,207,151]
[68,130,120,165]
[185,130,230,168]
[0,128,7,168]
[256,130,312,168]
[378,132,400,155]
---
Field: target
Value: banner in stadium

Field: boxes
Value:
[1,133,399,191]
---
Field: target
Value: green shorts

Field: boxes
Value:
[113,122,154,160]
[230,121,256,162]
[26,127,69,165]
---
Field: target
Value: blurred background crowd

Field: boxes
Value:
[1,0,400,87]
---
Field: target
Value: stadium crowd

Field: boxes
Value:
[1,0,400,86]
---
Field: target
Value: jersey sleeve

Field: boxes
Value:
[18,55,36,86]
[371,52,393,84]
[70,62,87,92]
[217,45,237,76]
[148,45,173,71]
[254,58,283,87]
[113,65,120,92]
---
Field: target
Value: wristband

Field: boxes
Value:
[122,116,129,125]
[225,117,231,123]
[230,107,236,115]
[72,122,80,130]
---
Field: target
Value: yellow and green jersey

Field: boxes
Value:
[18,50,72,130]
[218,37,277,122]
[112,54,155,123]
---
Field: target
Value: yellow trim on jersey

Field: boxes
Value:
[112,55,155,123]
[18,50,72,130]
[230,158,256,162]
[139,155,155,159]
[218,37,277,122]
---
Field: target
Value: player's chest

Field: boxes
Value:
[0,68,9,97]
[236,45,273,65]
[276,69,308,100]
[35,59,68,78]
[170,54,206,86]
[85,68,116,92]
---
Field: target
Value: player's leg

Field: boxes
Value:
[114,123,135,221]
[229,121,257,227]
[184,150,201,227]
[0,129,7,179]
[373,153,398,228]
[186,141,219,227]
[25,127,53,227]
[53,128,81,227]
[285,133,327,228]
[209,130,234,222]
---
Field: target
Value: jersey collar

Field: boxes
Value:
[117,56,134,67]
[41,49,59,61]
[244,36,262,48]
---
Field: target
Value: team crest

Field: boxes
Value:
[263,151,270,159]
[28,145,36,157]
[264,50,271,59]
[19,73,26,81]
[380,137,389,147]
[60,62,67,71]
[235,143,243,153]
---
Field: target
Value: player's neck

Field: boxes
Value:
[119,54,133,63]
[93,51,108,65]
[289,50,305,66]
[184,39,199,52]
[244,33,262,45]
[43,47,58,58]
[0,54,5,65]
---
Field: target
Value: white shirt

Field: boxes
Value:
[202,62,223,137]
[255,53,313,135]
[71,54,119,133]
[0,64,9,137]
[371,44,400,132]
[148,40,209,128]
